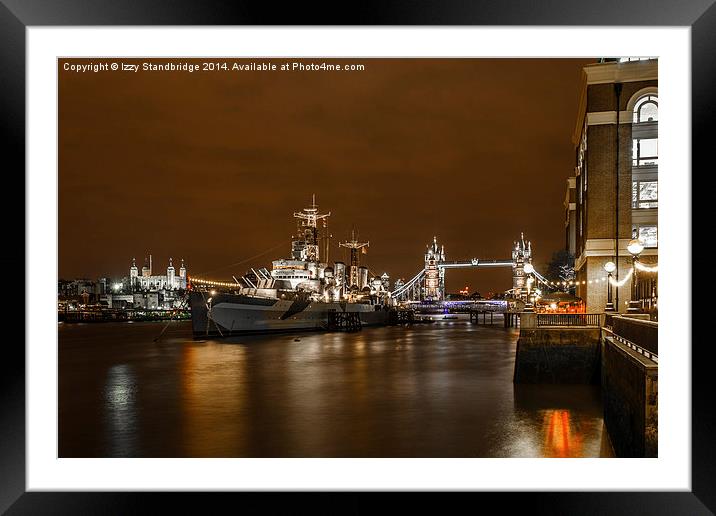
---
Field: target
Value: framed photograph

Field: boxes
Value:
[3,0,710,512]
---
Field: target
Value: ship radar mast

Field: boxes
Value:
[293,194,330,263]
[339,228,369,288]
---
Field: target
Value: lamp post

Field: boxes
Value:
[627,235,645,313]
[523,263,535,312]
[603,261,616,312]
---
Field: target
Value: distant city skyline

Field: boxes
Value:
[59,57,594,292]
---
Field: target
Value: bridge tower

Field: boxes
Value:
[424,236,446,300]
[512,232,532,298]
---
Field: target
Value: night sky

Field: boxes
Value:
[59,57,593,293]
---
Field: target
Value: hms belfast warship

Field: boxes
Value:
[188,197,391,336]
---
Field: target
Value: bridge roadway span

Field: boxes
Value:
[438,259,513,269]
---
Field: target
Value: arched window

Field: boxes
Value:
[633,94,658,123]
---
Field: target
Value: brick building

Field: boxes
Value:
[568,58,658,313]
[564,176,577,256]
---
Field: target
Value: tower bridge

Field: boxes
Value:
[390,234,550,302]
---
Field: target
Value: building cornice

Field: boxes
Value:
[586,111,633,126]
[575,239,658,270]
[583,60,658,85]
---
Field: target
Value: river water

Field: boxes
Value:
[59,318,611,457]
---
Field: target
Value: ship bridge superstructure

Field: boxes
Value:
[194,196,389,304]
[268,195,331,290]
[291,194,330,263]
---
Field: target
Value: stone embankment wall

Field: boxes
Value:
[602,318,658,458]
[513,313,658,457]
[514,315,602,383]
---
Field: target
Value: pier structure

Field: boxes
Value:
[326,311,362,332]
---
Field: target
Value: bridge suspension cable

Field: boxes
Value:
[390,268,426,298]
[532,269,551,287]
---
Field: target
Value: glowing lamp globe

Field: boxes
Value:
[523,263,534,274]
[603,261,616,274]
[627,238,645,257]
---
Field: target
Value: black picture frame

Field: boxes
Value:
[2,1,709,513]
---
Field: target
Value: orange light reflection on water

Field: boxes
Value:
[542,409,584,458]
[180,343,248,457]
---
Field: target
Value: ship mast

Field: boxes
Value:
[293,194,330,263]
[339,228,369,287]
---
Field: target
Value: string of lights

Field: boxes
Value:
[608,267,634,287]
[634,261,658,273]
[541,273,630,287]
[536,259,656,290]
[189,277,240,288]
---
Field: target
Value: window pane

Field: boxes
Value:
[639,101,658,122]
[634,138,659,166]
[632,182,638,207]
[638,226,658,247]
[640,139,658,157]
[639,181,658,201]
[633,94,659,123]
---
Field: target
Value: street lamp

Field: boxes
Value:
[627,234,645,313]
[523,263,535,312]
[603,261,616,312]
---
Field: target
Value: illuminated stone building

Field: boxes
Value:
[129,255,187,291]
[568,58,658,313]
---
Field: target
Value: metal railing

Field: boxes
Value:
[536,313,602,327]
[612,316,658,356]
[610,331,658,363]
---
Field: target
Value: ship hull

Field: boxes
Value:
[189,291,389,337]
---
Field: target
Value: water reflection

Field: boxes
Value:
[507,385,606,458]
[180,342,248,457]
[543,410,580,457]
[103,364,138,457]
[61,321,608,458]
